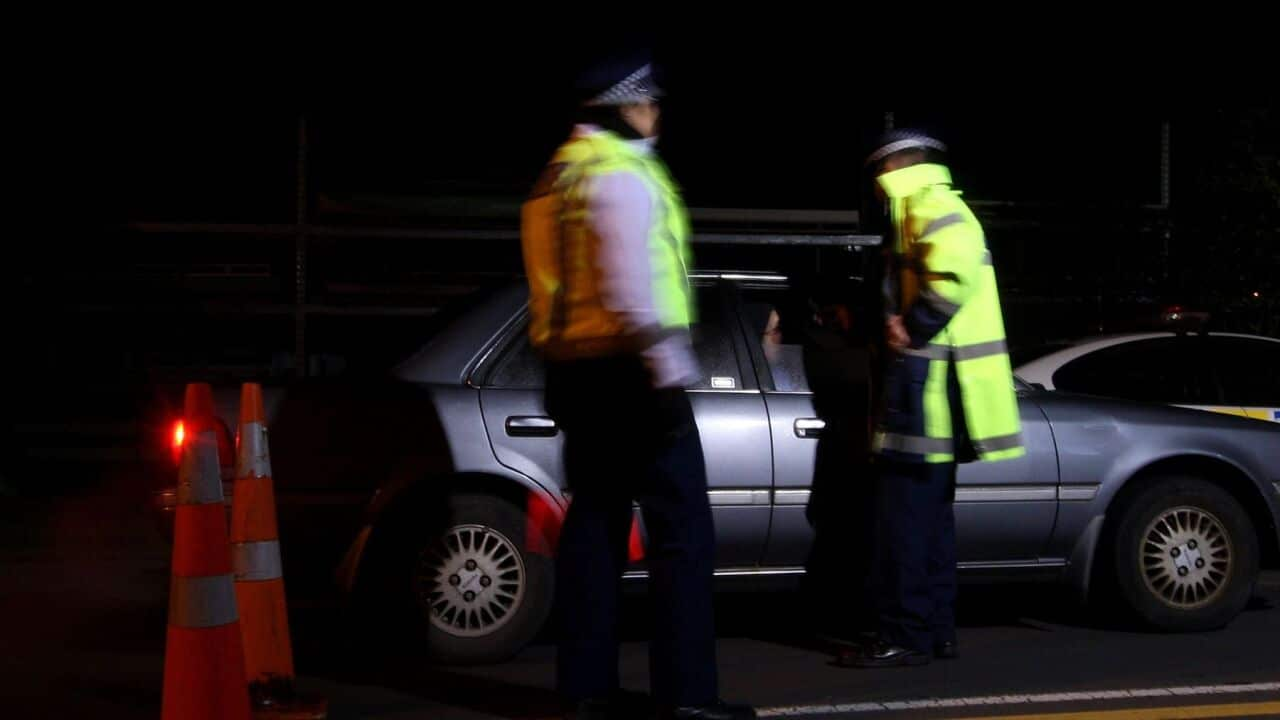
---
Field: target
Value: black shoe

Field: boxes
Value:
[661,700,758,719]
[835,640,930,668]
[816,629,879,650]
[935,640,958,660]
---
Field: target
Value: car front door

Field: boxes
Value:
[735,282,1059,567]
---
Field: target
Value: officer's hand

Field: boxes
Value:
[886,315,910,352]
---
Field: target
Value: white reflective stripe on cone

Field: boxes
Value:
[169,574,240,628]
[236,421,272,479]
[232,540,284,582]
[177,431,224,506]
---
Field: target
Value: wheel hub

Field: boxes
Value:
[414,524,526,638]
[1140,506,1232,611]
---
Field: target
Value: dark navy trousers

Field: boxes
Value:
[546,357,718,707]
[874,460,958,653]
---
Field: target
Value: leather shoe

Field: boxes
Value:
[817,629,879,650]
[661,700,758,719]
[835,640,930,668]
[935,640,958,660]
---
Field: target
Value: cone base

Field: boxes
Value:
[239,579,296,680]
[162,623,252,720]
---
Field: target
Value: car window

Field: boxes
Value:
[688,285,744,390]
[1207,337,1280,406]
[486,330,544,389]
[739,286,873,395]
[484,286,742,391]
[742,290,809,392]
[1052,337,1218,405]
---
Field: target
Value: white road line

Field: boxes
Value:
[757,682,1280,717]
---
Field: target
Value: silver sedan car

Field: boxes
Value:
[155,274,1280,664]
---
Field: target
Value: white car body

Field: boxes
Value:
[1015,332,1280,424]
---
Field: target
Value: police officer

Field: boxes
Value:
[521,55,755,719]
[838,129,1024,668]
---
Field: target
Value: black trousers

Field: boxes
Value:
[546,356,718,706]
[874,460,958,653]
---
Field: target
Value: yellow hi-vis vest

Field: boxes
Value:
[873,163,1024,464]
[521,130,694,360]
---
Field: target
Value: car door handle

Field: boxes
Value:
[505,416,558,437]
[794,418,825,438]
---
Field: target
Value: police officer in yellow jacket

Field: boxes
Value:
[522,55,755,720]
[839,130,1024,668]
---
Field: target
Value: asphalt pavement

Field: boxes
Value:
[2,461,1276,719]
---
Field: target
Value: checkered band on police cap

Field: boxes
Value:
[586,64,663,106]
[864,129,948,167]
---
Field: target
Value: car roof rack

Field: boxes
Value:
[129,221,883,247]
[692,232,882,247]
[689,271,791,281]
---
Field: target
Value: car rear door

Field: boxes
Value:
[476,283,773,567]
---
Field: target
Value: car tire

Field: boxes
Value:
[361,491,555,664]
[1111,476,1258,631]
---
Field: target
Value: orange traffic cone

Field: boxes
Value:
[162,383,252,720]
[231,382,326,719]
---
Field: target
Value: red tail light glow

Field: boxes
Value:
[171,420,185,465]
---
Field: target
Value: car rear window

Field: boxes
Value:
[1052,337,1218,405]
[483,285,744,391]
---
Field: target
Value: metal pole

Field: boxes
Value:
[1160,120,1171,284]
[1160,120,1171,209]
[294,114,309,378]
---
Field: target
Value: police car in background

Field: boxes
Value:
[1015,331,1280,424]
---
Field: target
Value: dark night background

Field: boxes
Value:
[1,37,1279,720]
[4,42,1276,475]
